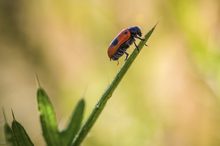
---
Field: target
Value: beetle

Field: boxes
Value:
[107,26,146,64]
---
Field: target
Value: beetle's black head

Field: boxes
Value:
[128,26,142,37]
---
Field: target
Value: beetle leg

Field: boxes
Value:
[135,36,145,41]
[134,41,139,51]
[124,52,129,61]
[117,60,119,65]
[135,36,148,46]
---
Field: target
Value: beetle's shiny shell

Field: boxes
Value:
[107,29,131,59]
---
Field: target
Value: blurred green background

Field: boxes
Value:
[0,0,220,145]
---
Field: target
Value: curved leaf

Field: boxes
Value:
[11,111,34,146]
[37,88,62,146]
[3,109,16,146]
[61,99,85,146]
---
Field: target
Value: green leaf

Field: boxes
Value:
[3,109,16,146]
[37,88,62,146]
[11,111,34,146]
[61,99,85,146]
[4,124,15,146]
[71,24,157,146]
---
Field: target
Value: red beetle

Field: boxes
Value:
[107,26,146,63]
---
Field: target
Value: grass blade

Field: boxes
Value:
[60,99,85,146]
[4,124,15,146]
[71,24,157,146]
[11,111,34,146]
[3,109,16,146]
[37,88,62,146]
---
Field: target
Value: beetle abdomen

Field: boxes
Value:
[111,44,129,60]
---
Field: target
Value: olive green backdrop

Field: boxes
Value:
[0,0,220,145]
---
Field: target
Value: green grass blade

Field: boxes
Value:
[37,88,62,146]
[3,109,16,146]
[71,24,157,146]
[11,111,34,146]
[60,99,85,146]
[4,124,15,146]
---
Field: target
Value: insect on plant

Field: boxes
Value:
[107,26,147,64]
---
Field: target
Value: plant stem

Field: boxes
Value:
[72,24,157,146]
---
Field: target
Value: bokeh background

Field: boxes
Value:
[1,0,220,145]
